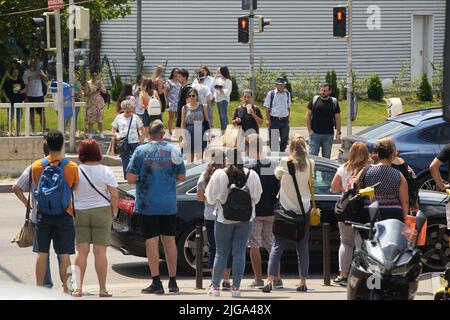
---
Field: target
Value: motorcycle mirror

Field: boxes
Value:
[369,201,379,223]
[415,210,427,241]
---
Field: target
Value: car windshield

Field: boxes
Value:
[356,120,411,139]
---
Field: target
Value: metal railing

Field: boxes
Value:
[0,101,86,137]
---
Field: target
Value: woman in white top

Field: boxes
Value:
[73,139,119,298]
[263,135,313,293]
[205,148,262,297]
[133,74,145,118]
[112,100,144,179]
[140,78,162,138]
[330,141,370,286]
[214,66,232,133]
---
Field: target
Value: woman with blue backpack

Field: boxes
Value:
[205,148,262,297]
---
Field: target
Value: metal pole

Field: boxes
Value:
[323,223,331,286]
[69,2,76,152]
[195,225,203,289]
[136,0,142,74]
[249,2,255,92]
[55,9,65,134]
[346,0,353,136]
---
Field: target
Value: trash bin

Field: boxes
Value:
[49,81,73,119]
[387,97,403,118]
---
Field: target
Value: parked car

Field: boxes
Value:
[338,108,450,191]
[111,155,449,274]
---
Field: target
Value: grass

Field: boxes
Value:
[0,97,442,134]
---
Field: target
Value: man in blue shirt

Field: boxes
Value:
[127,120,186,294]
[263,77,291,152]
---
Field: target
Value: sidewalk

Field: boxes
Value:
[0,126,368,192]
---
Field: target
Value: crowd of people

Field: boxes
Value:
[9,62,450,299]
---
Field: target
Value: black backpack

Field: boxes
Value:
[334,166,371,223]
[223,170,252,222]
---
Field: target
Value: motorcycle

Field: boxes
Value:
[433,267,450,300]
[346,194,427,300]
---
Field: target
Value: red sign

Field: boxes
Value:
[48,0,65,11]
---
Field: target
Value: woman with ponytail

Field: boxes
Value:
[262,134,313,293]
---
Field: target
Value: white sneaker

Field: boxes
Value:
[208,287,220,297]
[99,133,105,139]
[231,287,241,298]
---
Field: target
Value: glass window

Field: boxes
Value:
[357,121,411,140]
[314,167,335,195]
[439,124,450,144]
[418,126,440,143]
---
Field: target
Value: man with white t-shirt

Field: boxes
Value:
[23,59,48,135]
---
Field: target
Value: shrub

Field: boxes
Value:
[291,71,321,101]
[367,74,384,101]
[325,70,340,99]
[243,60,278,101]
[230,74,240,101]
[110,74,123,101]
[430,61,443,100]
[417,73,433,101]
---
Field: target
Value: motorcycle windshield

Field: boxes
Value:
[373,219,410,263]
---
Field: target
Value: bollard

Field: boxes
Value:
[323,223,331,286]
[195,224,203,289]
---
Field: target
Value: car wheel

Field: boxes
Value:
[177,224,210,275]
[420,219,449,271]
[417,173,449,191]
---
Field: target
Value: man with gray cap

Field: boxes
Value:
[263,77,291,152]
[127,120,186,294]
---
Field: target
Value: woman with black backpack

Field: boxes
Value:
[205,148,262,297]
[262,135,313,293]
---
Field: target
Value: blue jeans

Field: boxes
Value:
[122,142,139,180]
[217,100,229,130]
[267,225,310,278]
[212,221,251,289]
[309,133,334,159]
[207,104,214,129]
[205,219,232,269]
[269,117,290,152]
[43,254,62,288]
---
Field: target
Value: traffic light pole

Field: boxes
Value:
[249,2,256,93]
[69,1,76,152]
[346,0,353,136]
[55,9,65,135]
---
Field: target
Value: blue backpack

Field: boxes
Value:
[35,158,73,216]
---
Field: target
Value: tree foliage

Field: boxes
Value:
[0,0,132,68]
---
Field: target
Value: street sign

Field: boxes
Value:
[48,0,64,11]
[242,0,257,10]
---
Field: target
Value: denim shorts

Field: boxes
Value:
[33,212,75,254]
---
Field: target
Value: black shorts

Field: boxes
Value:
[138,214,177,240]
[142,109,162,127]
[27,96,45,115]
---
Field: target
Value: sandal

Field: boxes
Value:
[72,289,82,297]
[99,289,113,298]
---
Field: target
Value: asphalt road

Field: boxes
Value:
[0,193,439,300]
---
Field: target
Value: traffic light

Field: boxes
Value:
[333,7,347,37]
[238,16,250,43]
[32,16,47,49]
[258,16,271,32]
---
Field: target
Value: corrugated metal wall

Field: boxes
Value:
[100,0,446,82]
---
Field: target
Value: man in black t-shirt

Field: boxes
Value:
[1,67,26,135]
[306,83,341,158]
[430,144,450,239]
[176,69,191,129]
[232,89,263,135]
[245,134,282,288]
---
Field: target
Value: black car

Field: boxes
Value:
[111,156,449,274]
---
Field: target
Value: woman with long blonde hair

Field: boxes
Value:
[262,134,313,293]
[151,65,166,117]
[330,141,370,286]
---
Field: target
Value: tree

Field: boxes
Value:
[0,1,132,70]
[417,73,433,101]
[367,74,384,101]
[325,70,339,99]
[230,74,240,101]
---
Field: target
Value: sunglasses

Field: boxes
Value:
[188,95,197,98]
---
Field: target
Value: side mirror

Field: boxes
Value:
[368,201,379,223]
[415,210,427,240]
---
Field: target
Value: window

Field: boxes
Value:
[418,126,440,143]
[439,124,450,144]
[314,167,335,195]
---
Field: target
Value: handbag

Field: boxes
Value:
[201,104,211,131]
[334,166,371,223]
[272,160,307,242]
[405,214,427,246]
[223,124,244,148]
[115,115,133,155]
[107,135,117,156]
[308,159,321,226]
[11,168,35,248]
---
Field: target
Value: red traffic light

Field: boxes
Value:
[333,7,347,37]
[238,16,250,43]
[336,10,344,21]
[240,19,247,30]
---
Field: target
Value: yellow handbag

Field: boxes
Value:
[308,159,321,226]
